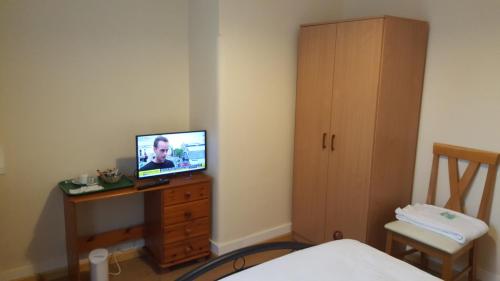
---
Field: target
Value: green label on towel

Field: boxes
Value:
[440,212,457,220]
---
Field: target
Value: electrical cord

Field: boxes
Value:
[109,253,122,276]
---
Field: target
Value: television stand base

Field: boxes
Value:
[137,178,170,190]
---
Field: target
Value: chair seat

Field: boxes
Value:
[385,220,469,254]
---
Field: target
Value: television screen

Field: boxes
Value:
[136,130,206,179]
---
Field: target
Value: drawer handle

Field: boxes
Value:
[333,230,343,240]
[184,192,192,199]
[185,227,192,235]
[184,211,192,219]
[185,246,193,253]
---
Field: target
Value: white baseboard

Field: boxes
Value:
[3,224,291,281]
[210,223,291,256]
[0,258,64,281]
[4,224,498,281]
[478,268,500,281]
[408,253,499,281]
[1,265,33,281]
[0,240,144,281]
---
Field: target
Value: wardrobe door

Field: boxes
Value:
[292,24,336,243]
[324,19,384,241]
[366,17,429,249]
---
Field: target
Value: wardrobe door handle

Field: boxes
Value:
[322,133,327,149]
[331,134,336,151]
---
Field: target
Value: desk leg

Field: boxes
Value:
[63,196,80,281]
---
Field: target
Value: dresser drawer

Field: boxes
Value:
[164,199,209,225]
[164,236,209,263]
[163,183,209,206]
[164,217,210,244]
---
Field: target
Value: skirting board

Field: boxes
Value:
[479,268,500,281]
[210,223,291,256]
[0,258,66,281]
[3,223,291,281]
[2,247,143,281]
[4,222,499,281]
[407,251,499,281]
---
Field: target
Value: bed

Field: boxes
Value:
[176,239,441,281]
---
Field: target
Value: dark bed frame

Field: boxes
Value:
[175,241,312,281]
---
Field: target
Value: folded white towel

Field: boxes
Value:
[69,185,104,194]
[395,204,489,244]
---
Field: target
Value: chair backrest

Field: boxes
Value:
[426,143,500,222]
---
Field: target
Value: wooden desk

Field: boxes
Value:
[62,173,212,281]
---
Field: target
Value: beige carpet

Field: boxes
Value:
[54,235,292,281]
[64,250,289,281]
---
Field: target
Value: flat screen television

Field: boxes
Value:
[136,130,206,179]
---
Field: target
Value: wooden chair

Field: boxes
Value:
[385,143,500,281]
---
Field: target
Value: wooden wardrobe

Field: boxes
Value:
[292,16,428,250]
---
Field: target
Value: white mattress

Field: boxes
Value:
[221,239,441,281]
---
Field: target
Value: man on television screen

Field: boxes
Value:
[139,136,175,171]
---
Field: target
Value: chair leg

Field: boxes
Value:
[469,246,476,281]
[385,231,393,256]
[442,256,453,281]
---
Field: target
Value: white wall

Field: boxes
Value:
[337,1,500,280]
[187,0,344,253]
[4,0,499,279]
[188,0,220,239]
[215,0,341,245]
[0,1,189,280]
[211,1,500,278]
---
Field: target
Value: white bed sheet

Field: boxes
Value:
[221,239,441,281]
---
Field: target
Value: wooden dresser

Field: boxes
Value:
[144,174,211,267]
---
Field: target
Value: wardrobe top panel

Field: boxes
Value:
[301,15,427,28]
